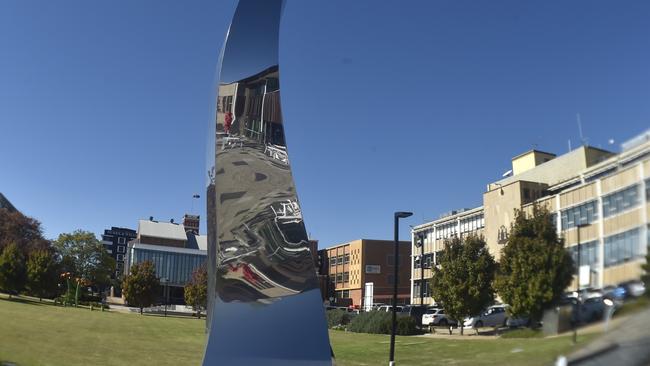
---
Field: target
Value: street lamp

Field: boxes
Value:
[161,278,169,317]
[390,211,413,366]
[573,223,590,344]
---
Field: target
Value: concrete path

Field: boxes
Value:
[564,306,650,365]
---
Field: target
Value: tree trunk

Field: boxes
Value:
[140,307,143,315]
[459,320,464,335]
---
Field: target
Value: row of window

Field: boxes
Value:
[604,227,643,268]
[459,214,485,233]
[567,240,599,268]
[413,280,431,297]
[133,249,206,285]
[329,254,350,266]
[330,272,350,284]
[561,200,598,230]
[414,253,433,269]
[602,184,640,218]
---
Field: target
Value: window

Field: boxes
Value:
[604,227,642,267]
[602,185,640,218]
[116,254,124,261]
[342,290,349,298]
[387,254,394,265]
[118,237,126,244]
[336,273,343,283]
[413,280,430,297]
[116,262,124,269]
[343,272,349,282]
[117,246,126,253]
[387,274,396,285]
[497,226,508,244]
[560,200,598,230]
[567,240,599,268]
[646,179,650,201]
[343,254,350,264]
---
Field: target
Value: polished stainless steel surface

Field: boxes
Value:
[203,0,331,364]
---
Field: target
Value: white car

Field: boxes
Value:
[463,305,508,329]
[376,305,403,312]
[422,308,457,326]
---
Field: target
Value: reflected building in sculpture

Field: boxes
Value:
[203,0,332,365]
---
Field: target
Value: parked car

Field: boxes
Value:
[463,305,508,329]
[620,280,646,298]
[422,308,457,326]
[505,316,530,328]
[578,296,605,323]
[376,305,403,312]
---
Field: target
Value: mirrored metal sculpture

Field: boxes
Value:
[203,0,332,364]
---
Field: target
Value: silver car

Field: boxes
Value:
[463,305,508,329]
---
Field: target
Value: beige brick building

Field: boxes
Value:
[411,130,650,305]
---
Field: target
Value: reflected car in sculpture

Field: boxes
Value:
[203,0,332,365]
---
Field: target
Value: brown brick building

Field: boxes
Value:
[319,239,411,308]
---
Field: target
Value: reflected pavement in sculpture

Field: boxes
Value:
[203,0,332,365]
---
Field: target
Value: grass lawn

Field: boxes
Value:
[0,295,595,366]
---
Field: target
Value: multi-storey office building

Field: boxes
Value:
[101,227,137,280]
[125,218,207,304]
[411,207,485,305]
[319,239,411,308]
[411,130,650,305]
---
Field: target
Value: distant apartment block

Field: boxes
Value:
[101,227,137,280]
[319,239,411,308]
[411,130,650,305]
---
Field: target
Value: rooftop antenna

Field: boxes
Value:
[577,113,587,146]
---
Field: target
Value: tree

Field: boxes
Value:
[122,261,159,314]
[53,230,115,290]
[430,235,496,334]
[184,265,208,318]
[495,205,574,324]
[0,243,27,298]
[642,251,650,299]
[0,209,49,256]
[26,249,59,301]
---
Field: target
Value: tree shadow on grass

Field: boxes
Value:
[0,296,48,307]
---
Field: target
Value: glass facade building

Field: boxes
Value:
[128,243,206,286]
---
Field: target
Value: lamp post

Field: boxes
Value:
[390,211,413,366]
[161,278,169,317]
[573,223,590,344]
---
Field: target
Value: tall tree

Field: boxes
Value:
[0,209,49,255]
[430,235,496,334]
[27,249,60,301]
[53,230,115,290]
[122,260,159,314]
[0,243,27,298]
[184,265,208,318]
[495,205,574,324]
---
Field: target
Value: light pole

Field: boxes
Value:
[161,278,169,317]
[573,223,590,344]
[390,211,413,366]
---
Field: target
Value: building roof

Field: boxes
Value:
[137,220,188,242]
[131,242,207,255]
[0,193,17,212]
[413,206,484,231]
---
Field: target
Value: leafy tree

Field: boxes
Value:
[0,243,27,298]
[53,230,115,290]
[495,205,573,324]
[123,260,159,314]
[430,235,496,334]
[0,209,49,256]
[642,252,650,299]
[27,249,60,301]
[184,265,207,318]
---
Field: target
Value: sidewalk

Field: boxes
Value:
[563,306,650,365]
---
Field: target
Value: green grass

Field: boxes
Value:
[0,295,596,366]
[499,328,544,339]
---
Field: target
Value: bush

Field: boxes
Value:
[326,309,351,328]
[395,316,418,335]
[348,311,392,334]
[347,311,420,335]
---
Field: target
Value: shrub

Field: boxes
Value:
[348,311,392,334]
[395,316,418,335]
[326,309,351,328]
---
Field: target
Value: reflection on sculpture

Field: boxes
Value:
[203,0,332,364]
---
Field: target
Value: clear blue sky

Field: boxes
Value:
[1,1,648,248]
